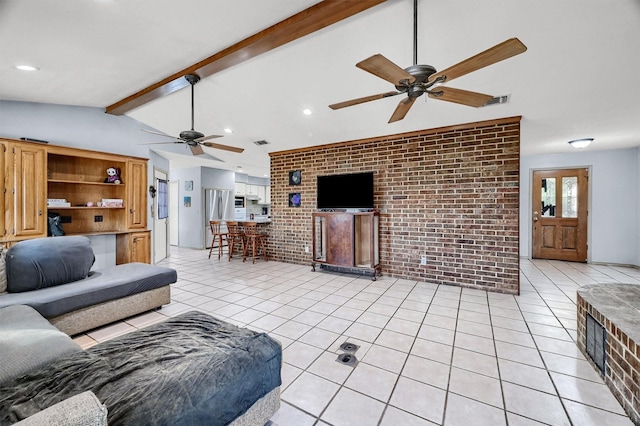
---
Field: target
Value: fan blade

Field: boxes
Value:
[141,128,176,138]
[189,144,205,156]
[356,54,416,85]
[329,91,401,110]
[427,87,493,107]
[428,38,527,84]
[201,142,244,153]
[196,134,224,142]
[388,97,417,123]
[138,141,182,145]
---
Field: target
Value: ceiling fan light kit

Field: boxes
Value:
[329,0,527,123]
[140,74,244,156]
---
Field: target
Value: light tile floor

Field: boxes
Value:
[74,248,640,425]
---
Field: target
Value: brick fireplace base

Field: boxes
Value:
[577,284,640,425]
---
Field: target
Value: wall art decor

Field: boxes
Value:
[288,192,301,207]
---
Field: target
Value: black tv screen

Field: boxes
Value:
[317,172,374,210]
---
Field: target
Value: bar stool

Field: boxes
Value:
[207,220,227,260]
[242,222,268,264]
[226,221,245,261]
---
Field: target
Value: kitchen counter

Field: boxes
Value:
[242,219,271,224]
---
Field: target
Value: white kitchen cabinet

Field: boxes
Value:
[234,182,246,196]
[246,185,260,196]
[257,186,266,203]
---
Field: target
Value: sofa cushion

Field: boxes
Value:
[6,236,95,293]
[0,247,6,294]
[0,263,177,319]
[14,391,107,426]
[0,305,82,385]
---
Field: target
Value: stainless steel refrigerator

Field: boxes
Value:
[204,189,232,249]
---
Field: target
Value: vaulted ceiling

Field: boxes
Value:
[2,0,639,178]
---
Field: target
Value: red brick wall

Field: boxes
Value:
[577,292,640,424]
[268,116,520,294]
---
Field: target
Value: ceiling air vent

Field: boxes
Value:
[253,140,269,146]
[482,94,510,107]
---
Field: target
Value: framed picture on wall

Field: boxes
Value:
[288,192,301,207]
[289,170,301,186]
[185,180,193,191]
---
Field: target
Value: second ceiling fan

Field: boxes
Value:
[142,74,244,156]
[329,0,527,123]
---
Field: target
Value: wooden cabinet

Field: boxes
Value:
[311,211,380,280]
[116,231,151,264]
[4,143,47,239]
[0,141,7,238]
[0,138,150,264]
[126,159,147,230]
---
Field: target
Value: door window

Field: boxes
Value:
[541,177,556,217]
[157,179,168,219]
[562,177,578,218]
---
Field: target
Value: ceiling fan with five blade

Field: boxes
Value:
[141,74,244,155]
[329,0,527,123]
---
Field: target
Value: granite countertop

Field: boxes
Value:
[578,283,640,343]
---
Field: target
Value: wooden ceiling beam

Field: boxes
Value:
[105,0,387,115]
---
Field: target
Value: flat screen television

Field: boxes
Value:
[317,171,374,210]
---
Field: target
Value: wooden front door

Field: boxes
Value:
[532,168,588,262]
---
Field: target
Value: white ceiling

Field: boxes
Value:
[2,0,639,178]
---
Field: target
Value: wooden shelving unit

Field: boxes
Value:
[1,138,150,264]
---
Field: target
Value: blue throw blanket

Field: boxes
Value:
[0,311,282,425]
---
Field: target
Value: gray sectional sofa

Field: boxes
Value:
[0,237,282,425]
[0,236,176,335]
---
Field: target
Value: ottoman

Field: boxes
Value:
[0,311,282,426]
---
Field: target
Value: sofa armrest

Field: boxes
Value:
[14,391,107,426]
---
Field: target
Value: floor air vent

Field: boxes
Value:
[339,342,360,353]
[586,313,606,374]
[336,341,360,367]
[336,353,358,367]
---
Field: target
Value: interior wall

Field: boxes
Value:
[520,147,638,265]
[269,117,521,294]
[0,101,151,158]
[171,167,202,249]
[149,151,170,262]
[637,147,640,266]
[202,167,235,190]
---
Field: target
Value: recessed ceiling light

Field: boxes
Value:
[15,64,39,71]
[302,108,312,115]
[568,138,593,149]
[224,128,233,134]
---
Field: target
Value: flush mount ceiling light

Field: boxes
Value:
[302,108,312,115]
[224,128,233,134]
[15,64,39,71]
[568,138,593,149]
